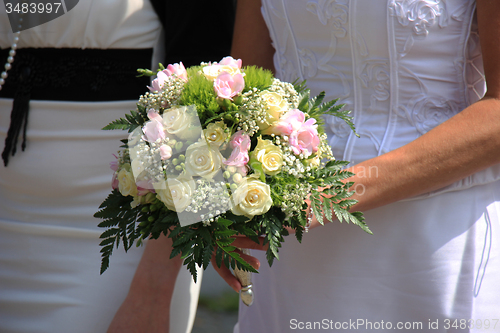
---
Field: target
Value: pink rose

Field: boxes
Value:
[142,111,166,143]
[159,144,172,160]
[148,71,169,92]
[147,109,163,123]
[270,109,305,136]
[229,130,251,150]
[111,172,119,189]
[289,118,320,157]
[224,131,251,175]
[110,154,119,172]
[214,72,245,100]
[218,56,242,69]
[148,63,188,92]
[164,62,188,82]
[225,145,250,167]
[267,109,320,157]
[224,146,249,176]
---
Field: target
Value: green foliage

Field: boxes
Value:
[294,82,358,137]
[320,99,359,137]
[102,104,148,133]
[180,67,221,125]
[261,213,286,267]
[94,190,142,274]
[308,161,372,235]
[241,66,274,92]
[212,218,259,274]
[136,68,156,77]
[308,159,352,187]
[293,79,308,95]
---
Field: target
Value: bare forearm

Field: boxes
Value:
[231,0,275,71]
[107,235,182,332]
[130,235,182,293]
[349,97,500,212]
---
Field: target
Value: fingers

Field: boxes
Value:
[211,247,262,292]
[235,248,261,270]
[211,253,242,292]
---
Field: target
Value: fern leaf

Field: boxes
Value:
[102,118,130,131]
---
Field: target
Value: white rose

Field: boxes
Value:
[203,121,228,147]
[250,137,283,176]
[258,91,289,131]
[117,165,138,197]
[231,178,272,219]
[163,105,202,141]
[184,141,224,180]
[202,65,242,81]
[154,177,195,212]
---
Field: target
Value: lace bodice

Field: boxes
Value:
[262,0,497,197]
[263,0,483,160]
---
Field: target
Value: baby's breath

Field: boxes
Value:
[280,182,312,217]
[186,179,233,226]
[236,89,268,136]
[268,78,300,108]
[137,77,185,111]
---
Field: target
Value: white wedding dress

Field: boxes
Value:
[235,1,500,332]
[0,1,201,332]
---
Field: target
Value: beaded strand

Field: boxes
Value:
[0,17,23,90]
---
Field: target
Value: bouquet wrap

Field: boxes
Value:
[233,248,253,306]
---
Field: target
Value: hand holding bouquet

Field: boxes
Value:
[95,57,370,301]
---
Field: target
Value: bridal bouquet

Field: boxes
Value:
[95,57,370,287]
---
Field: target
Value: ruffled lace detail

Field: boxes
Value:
[389,0,447,37]
[397,94,459,135]
[389,0,448,57]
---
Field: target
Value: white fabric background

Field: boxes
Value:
[0,1,201,332]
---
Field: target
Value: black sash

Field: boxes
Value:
[0,48,153,166]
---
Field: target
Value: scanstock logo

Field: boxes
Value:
[4,0,79,32]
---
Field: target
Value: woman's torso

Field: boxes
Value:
[0,0,161,229]
[261,0,499,196]
[0,0,160,49]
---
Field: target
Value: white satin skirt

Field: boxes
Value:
[236,179,500,333]
[0,98,201,333]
